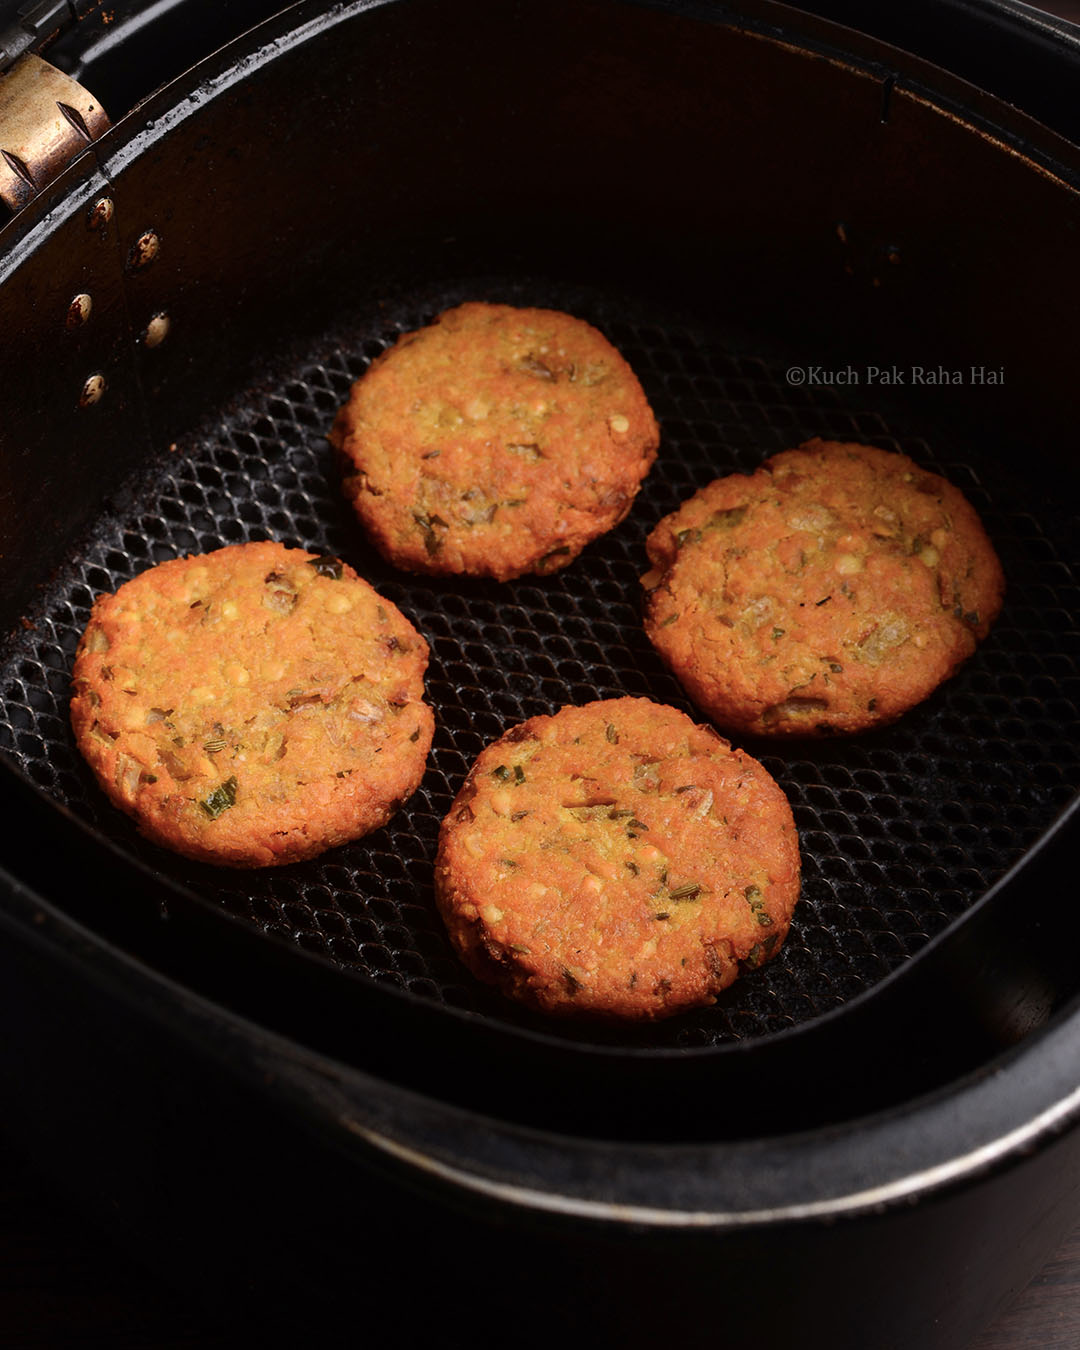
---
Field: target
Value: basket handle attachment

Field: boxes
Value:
[0,2,107,213]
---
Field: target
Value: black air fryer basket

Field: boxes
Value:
[0,1,1078,1345]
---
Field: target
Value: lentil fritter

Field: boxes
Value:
[643,439,1004,736]
[330,302,659,580]
[435,698,800,1020]
[70,541,434,867]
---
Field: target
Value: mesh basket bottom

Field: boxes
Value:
[2,276,1078,1052]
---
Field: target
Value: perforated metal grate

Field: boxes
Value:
[2,280,1078,1050]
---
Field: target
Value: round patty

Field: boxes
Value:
[329,302,659,580]
[642,439,1004,736]
[434,698,800,1021]
[70,541,434,867]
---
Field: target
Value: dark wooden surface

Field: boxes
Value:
[970,1226,1080,1350]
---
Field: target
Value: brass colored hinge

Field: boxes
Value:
[0,52,108,212]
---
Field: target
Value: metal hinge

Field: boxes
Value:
[0,2,108,212]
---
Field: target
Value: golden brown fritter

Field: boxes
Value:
[435,698,800,1020]
[70,541,434,867]
[642,439,1004,736]
[329,302,659,580]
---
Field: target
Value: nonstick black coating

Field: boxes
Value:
[1,275,1076,1053]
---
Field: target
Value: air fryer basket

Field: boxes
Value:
[1,0,1080,1129]
[2,277,1076,1056]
